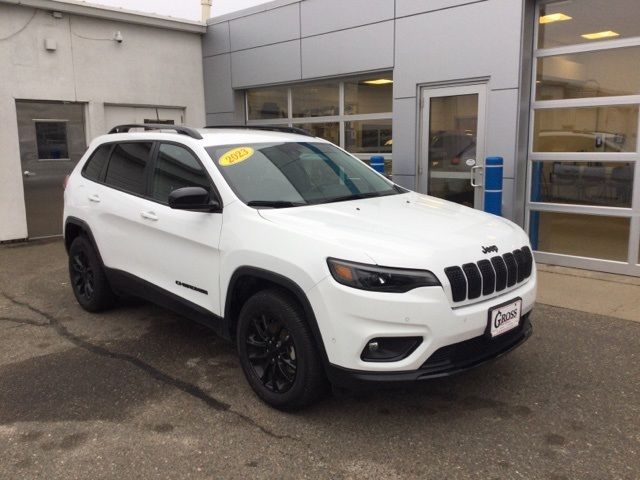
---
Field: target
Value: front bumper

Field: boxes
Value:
[326,314,532,389]
[306,268,536,372]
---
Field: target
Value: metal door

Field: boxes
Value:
[16,100,87,238]
[418,84,487,208]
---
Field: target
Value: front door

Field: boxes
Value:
[16,100,87,238]
[418,84,487,208]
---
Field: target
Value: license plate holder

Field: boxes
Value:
[487,298,522,338]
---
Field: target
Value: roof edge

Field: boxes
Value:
[207,0,300,25]
[0,0,207,33]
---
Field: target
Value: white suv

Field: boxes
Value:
[63,124,536,409]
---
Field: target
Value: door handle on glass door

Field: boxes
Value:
[470,165,483,187]
[140,211,158,221]
[88,194,101,203]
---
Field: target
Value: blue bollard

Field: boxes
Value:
[370,155,385,174]
[484,156,503,216]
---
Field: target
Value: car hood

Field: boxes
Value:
[257,192,529,270]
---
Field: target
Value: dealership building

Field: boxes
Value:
[1,0,639,277]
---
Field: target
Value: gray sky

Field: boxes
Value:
[69,0,272,20]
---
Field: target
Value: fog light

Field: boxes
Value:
[361,337,422,362]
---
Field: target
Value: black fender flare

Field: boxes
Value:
[224,266,329,366]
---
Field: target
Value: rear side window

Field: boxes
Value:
[82,144,111,181]
[104,142,152,195]
[151,144,210,203]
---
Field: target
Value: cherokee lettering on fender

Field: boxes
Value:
[482,245,499,254]
[494,308,519,328]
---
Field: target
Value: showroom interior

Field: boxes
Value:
[1,0,638,277]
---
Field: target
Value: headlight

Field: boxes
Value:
[327,258,441,293]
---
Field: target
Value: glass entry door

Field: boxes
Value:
[419,84,487,208]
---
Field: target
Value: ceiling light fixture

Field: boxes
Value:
[539,13,572,24]
[363,79,393,85]
[581,30,620,40]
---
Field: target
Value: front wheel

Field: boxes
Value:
[68,236,116,312]
[236,289,326,410]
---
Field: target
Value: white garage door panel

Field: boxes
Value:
[105,106,185,131]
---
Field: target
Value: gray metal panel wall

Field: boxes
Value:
[203,54,234,113]
[202,21,230,57]
[396,0,486,18]
[301,21,394,79]
[229,3,300,51]
[231,40,302,88]
[300,0,394,36]
[394,0,522,96]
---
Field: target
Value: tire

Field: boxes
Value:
[236,288,326,410]
[68,236,116,312]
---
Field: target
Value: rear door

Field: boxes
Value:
[90,141,156,281]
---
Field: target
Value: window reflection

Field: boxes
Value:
[345,120,392,154]
[533,106,639,152]
[536,48,640,100]
[344,79,392,115]
[538,0,640,49]
[293,123,339,145]
[530,211,630,261]
[530,161,634,207]
[292,82,339,118]
[247,87,288,120]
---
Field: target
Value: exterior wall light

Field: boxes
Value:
[114,31,123,43]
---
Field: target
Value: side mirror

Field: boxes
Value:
[168,187,221,212]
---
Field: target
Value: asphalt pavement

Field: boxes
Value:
[0,239,638,479]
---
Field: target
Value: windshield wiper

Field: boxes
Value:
[247,200,306,208]
[322,191,386,204]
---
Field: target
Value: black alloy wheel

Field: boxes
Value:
[245,313,297,393]
[236,289,326,409]
[68,236,116,312]
[71,250,95,301]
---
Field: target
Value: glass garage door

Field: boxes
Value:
[527,0,640,276]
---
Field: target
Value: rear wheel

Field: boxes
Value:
[236,289,326,410]
[68,236,116,312]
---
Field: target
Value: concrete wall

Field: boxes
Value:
[0,4,206,240]
[203,0,530,223]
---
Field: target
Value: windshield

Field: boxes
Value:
[207,142,402,207]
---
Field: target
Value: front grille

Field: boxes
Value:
[445,245,533,303]
[420,315,531,375]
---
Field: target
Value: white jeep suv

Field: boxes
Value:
[63,124,536,409]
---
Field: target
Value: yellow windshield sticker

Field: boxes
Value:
[219,147,255,166]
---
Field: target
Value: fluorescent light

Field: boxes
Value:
[539,13,572,24]
[363,79,393,85]
[581,30,620,40]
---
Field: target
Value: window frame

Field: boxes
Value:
[525,0,640,275]
[244,74,394,163]
[34,119,71,162]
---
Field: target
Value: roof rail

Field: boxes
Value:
[108,124,203,140]
[204,125,315,137]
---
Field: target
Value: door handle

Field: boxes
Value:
[23,170,36,177]
[470,165,483,187]
[88,194,101,203]
[140,211,158,221]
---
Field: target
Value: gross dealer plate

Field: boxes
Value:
[488,298,522,338]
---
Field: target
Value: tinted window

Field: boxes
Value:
[104,142,152,195]
[151,144,210,203]
[82,144,111,181]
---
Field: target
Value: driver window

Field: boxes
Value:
[151,144,210,203]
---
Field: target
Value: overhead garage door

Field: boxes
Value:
[105,106,185,131]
